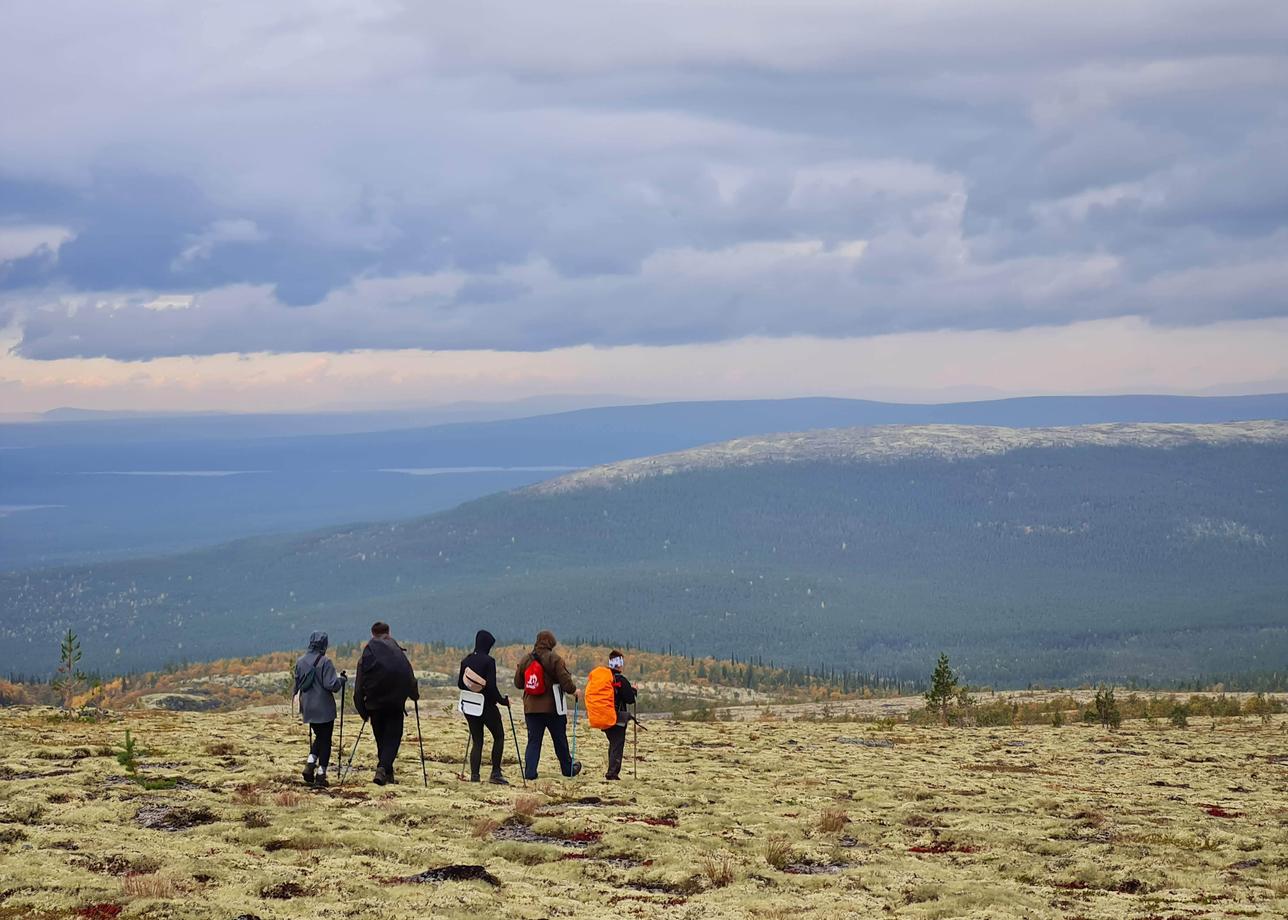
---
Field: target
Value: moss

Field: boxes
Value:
[0,707,1281,918]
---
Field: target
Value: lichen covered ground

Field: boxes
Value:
[1,707,1284,919]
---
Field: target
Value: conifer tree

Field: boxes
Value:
[924,652,959,724]
[52,628,84,709]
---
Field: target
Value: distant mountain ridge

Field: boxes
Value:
[3,420,1285,685]
[6,393,1286,570]
[534,421,1288,494]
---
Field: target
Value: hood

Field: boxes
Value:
[473,629,496,654]
[534,629,557,653]
[308,631,329,653]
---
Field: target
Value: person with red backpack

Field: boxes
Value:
[513,630,581,779]
[586,651,637,780]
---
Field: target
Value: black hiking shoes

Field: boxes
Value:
[469,772,481,783]
[313,771,329,788]
[488,771,509,785]
[569,761,583,777]
[303,760,316,785]
[373,766,389,786]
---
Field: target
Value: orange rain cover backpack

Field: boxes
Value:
[585,666,618,730]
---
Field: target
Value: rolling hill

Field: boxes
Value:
[3,421,1287,685]
[4,392,1287,569]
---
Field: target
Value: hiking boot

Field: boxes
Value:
[302,760,316,785]
[373,766,389,786]
[605,774,620,781]
[569,761,583,778]
[469,772,481,783]
[313,771,329,788]
[488,771,509,786]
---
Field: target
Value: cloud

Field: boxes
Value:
[0,224,73,264]
[172,219,267,269]
[0,1,1286,360]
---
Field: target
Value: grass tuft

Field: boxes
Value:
[818,807,849,833]
[122,873,176,900]
[763,835,795,870]
[700,851,737,887]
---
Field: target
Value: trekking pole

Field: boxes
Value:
[413,699,428,788]
[339,718,366,786]
[460,727,471,781]
[336,673,346,775]
[570,696,578,774]
[506,701,525,787]
[632,703,638,779]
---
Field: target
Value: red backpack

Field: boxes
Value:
[523,656,548,696]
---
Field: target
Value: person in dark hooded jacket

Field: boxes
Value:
[353,621,418,785]
[294,631,346,787]
[457,629,510,784]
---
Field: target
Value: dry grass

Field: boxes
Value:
[701,852,737,887]
[271,790,304,808]
[122,873,176,899]
[0,706,1283,919]
[512,794,542,817]
[818,807,849,833]
[763,834,795,870]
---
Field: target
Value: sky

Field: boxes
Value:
[2,0,1287,413]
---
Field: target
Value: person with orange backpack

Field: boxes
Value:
[586,650,637,780]
[513,630,581,780]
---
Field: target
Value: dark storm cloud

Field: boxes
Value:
[1,1,1286,359]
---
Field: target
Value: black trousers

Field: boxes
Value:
[368,707,405,773]
[467,704,505,776]
[604,724,627,779]
[524,712,573,779]
[308,720,334,770]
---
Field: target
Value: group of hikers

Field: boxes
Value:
[293,622,637,788]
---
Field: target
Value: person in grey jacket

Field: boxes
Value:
[294,631,346,787]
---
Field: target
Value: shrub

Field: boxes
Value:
[1169,705,1189,728]
[1092,686,1121,730]
[242,811,271,829]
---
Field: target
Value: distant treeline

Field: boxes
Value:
[4,638,1286,711]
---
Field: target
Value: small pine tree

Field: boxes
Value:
[1169,704,1189,728]
[52,629,84,709]
[1093,685,1122,730]
[924,653,959,724]
[117,730,139,776]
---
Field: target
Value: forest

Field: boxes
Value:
[2,436,1285,686]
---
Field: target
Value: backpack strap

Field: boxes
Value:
[294,652,326,693]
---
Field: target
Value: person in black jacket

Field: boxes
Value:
[604,650,637,781]
[353,621,419,786]
[457,629,511,784]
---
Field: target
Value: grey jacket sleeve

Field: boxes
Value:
[320,656,344,693]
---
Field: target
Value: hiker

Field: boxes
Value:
[353,621,419,785]
[294,631,346,787]
[457,628,511,784]
[599,651,637,780]
[514,630,581,779]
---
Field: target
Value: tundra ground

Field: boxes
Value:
[0,707,1284,919]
